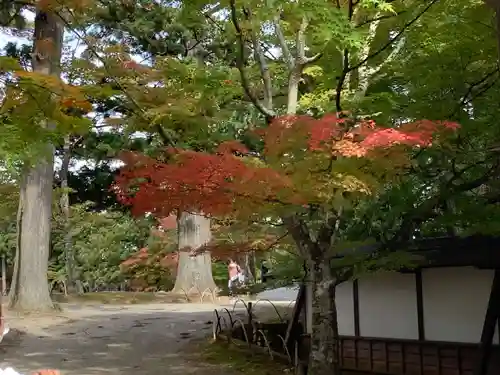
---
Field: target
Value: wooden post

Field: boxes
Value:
[475,269,500,375]
[247,301,253,344]
[498,315,500,346]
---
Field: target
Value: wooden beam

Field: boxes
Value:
[415,270,425,341]
[284,282,305,346]
[475,269,500,375]
[353,279,360,336]
[498,315,500,345]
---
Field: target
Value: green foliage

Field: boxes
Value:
[51,203,154,289]
[212,260,229,287]
[267,249,304,287]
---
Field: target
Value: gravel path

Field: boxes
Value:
[0,303,223,375]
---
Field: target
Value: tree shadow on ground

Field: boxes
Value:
[0,308,217,375]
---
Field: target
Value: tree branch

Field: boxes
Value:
[229,0,276,119]
[349,0,438,72]
[449,67,500,118]
[294,16,323,65]
[370,35,405,76]
[283,215,318,258]
[296,16,308,61]
[335,49,350,112]
[355,10,407,29]
[395,160,500,241]
[274,13,294,70]
[244,8,274,110]
[317,208,343,252]
[335,0,355,112]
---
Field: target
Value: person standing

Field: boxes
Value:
[227,259,241,296]
[260,261,269,283]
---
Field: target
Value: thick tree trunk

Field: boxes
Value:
[10,154,55,310]
[9,9,63,311]
[171,212,217,294]
[308,259,340,375]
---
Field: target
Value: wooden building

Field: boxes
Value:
[334,235,500,375]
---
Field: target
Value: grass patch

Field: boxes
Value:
[199,339,292,375]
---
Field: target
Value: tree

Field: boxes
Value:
[170,212,217,294]
[0,0,93,310]
[347,0,500,242]
[6,7,64,310]
[115,113,458,375]
[70,0,238,295]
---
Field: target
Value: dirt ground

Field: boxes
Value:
[1,303,227,375]
[0,300,294,375]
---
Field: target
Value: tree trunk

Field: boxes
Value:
[249,251,256,282]
[308,259,340,375]
[10,153,56,310]
[60,135,80,294]
[171,212,217,295]
[236,253,254,283]
[9,9,63,311]
[1,255,6,296]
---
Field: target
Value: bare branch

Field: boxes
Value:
[304,53,323,64]
[245,8,273,110]
[296,16,308,61]
[229,0,275,119]
[274,14,294,70]
[285,15,324,115]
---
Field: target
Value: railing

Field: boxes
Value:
[339,336,500,375]
[212,297,297,365]
[212,300,500,375]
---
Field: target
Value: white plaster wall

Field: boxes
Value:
[358,272,419,339]
[423,267,499,344]
[336,281,355,335]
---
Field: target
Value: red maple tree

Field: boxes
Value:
[114,114,458,230]
[114,113,458,364]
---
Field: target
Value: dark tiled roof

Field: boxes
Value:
[335,235,500,269]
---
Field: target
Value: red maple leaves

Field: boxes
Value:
[115,147,292,217]
[265,114,458,157]
[114,114,459,218]
[121,248,178,269]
